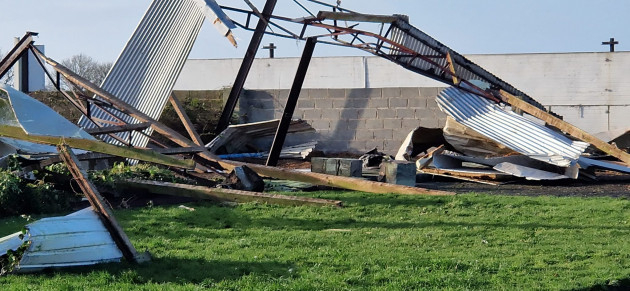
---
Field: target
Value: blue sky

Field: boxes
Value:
[1,0,629,63]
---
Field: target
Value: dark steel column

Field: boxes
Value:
[214,0,277,134]
[266,37,317,166]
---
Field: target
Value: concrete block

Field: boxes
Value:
[316,99,334,109]
[373,129,393,140]
[408,97,428,108]
[365,119,384,129]
[383,119,402,129]
[402,119,421,129]
[355,129,374,140]
[330,128,356,140]
[303,109,322,119]
[401,87,420,98]
[419,87,440,97]
[338,159,363,177]
[346,119,365,130]
[333,99,349,108]
[328,88,346,98]
[310,157,326,174]
[298,99,316,109]
[324,158,339,175]
[278,89,290,99]
[308,88,328,99]
[367,98,389,108]
[396,108,416,119]
[359,108,378,119]
[382,87,402,98]
[347,140,368,151]
[419,118,440,128]
[349,98,371,109]
[427,99,440,109]
[389,98,409,108]
[415,108,437,119]
[380,161,416,186]
[322,108,341,119]
[310,119,330,130]
[377,108,396,119]
[341,109,361,119]
[348,88,382,98]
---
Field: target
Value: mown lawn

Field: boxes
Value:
[1,191,630,290]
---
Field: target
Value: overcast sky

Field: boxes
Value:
[1,0,629,63]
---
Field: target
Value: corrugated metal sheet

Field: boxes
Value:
[437,87,589,167]
[389,19,555,116]
[0,208,123,273]
[78,0,235,148]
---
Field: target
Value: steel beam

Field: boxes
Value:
[214,0,277,134]
[0,32,37,81]
[266,37,317,166]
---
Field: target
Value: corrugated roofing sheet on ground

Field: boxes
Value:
[436,87,589,167]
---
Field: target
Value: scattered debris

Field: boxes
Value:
[220,165,265,192]
[119,180,344,207]
[359,148,391,168]
[378,160,417,187]
[395,127,445,161]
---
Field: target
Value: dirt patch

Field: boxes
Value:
[416,171,630,198]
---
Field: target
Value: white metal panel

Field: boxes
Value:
[548,105,610,134]
[437,87,589,167]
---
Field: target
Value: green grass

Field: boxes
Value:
[1,191,630,290]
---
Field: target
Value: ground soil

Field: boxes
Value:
[416,171,630,198]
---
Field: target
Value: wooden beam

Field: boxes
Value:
[31,46,223,166]
[169,95,204,146]
[119,180,344,207]
[57,144,147,263]
[498,90,630,166]
[416,145,445,170]
[85,122,151,135]
[0,125,194,169]
[222,160,455,196]
[420,168,505,186]
[445,52,459,85]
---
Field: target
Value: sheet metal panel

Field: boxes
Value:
[389,19,553,116]
[78,0,234,148]
[2,208,124,273]
[437,87,589,167]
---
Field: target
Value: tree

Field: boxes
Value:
[61,54,112,86]
[0,49,14,86]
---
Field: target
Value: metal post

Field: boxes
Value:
[266,37,317,166]
[214,0,277,134]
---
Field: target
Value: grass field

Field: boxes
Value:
[1,191,630,290]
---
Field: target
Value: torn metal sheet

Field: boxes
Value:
[493,162,570,181]
[578,157,630,174]
[0,85,93,156]
[78,0,237,148]
[437,87,589,167]
[1,208,123,274]
[207,119,316,155]
[443,117,517,158]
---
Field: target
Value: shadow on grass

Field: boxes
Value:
[572,277,630,291]
[33,257,293,285]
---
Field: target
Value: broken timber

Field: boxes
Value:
[33,48,452,196]
[57,144,147,263]
[169,95,204,146]
[119,180,344,207]
[498,90,630,166]
[0,125,194,169]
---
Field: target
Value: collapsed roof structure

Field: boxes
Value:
[1,0,629,273]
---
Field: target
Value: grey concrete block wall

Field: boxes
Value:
[239,87,447,154]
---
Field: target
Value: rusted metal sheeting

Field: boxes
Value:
[436,87,589,167]
[1,208,123,273]
[78,0,235,148]
[389,19,553,116]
